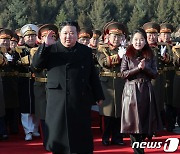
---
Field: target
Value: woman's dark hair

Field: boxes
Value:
[130,28,148,45]
[127,28,154,58]
[59,21,80,33]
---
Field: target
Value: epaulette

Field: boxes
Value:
[0,53,4,65]
[157,42,172,49]
[15,46,27,53]
[98,44,109,57]
[30,47,38,57]
[172,45,180,58]
[157,42,168,46]
[153,45,159,50]
[0,53,7,66]
[172,45,180,51]
[0,46,7,53]
[98,44,109,52]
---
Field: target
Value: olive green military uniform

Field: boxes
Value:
[172,45,180,126]
[160,23,176,131]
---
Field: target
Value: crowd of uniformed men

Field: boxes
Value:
[0,21,179,149]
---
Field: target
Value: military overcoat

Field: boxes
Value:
[0,77,5,117]
[97,45,125,117]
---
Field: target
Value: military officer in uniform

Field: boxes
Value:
[17,24,40,140]
[97,22,126,146]
[172,44,180,127]
[15,28,25,46]
[32,23,59,145]
[0,29,19,135]
[143,22,168,127]
[89,30,101,49]
[78,28,93,46]
[159,23,176,131]
[10,33,19,50]
[0,47,8,140]
[88,30,102,74]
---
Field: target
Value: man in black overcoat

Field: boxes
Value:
[32,21,104,154]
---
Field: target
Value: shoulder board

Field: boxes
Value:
[151,46,159,50]
[0,46,7,53]
[30,47,39,57]
[157,42,172,49]
[98,44,109,57]
[30,47,38,51]
[157,42,168,46]
[15,46,27,53]
[98,44,109,52]
[172,45,180,52]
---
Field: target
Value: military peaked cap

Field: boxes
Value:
[0,29,13,39]
[38,24,59,40]
[20,24,38,37]
[143,22,160,33]
[78,28,93,38]
[160,23,174,33]
[11,33,19,42]
[105,22,126,35]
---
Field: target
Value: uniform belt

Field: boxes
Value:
[99,72,120,78]
[163,67,175,71]
[35,77,47,82]
[0,71,19,77]
[18,72,32,78]
[176,71,180,76]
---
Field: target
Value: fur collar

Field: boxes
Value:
[126,44,153,59]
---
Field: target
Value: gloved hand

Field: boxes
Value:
[160,45,166,57]
[5,53,13,62]
[118,46,126,58]
[120,39,126,47]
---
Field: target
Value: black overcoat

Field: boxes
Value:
[17,46,35,113]
[0,77,5,117]
[172,49,180,108]
[1,51,19,109]
[32,41,104,154]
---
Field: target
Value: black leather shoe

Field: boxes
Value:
[102,140,110,146]
[111,140,125,146]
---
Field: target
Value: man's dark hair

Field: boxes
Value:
[59,21,80,33]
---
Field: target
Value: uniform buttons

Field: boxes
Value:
[66,78,69,81]
[81,65,84,69]
[82,79,85,82]
[158,62,161,64]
